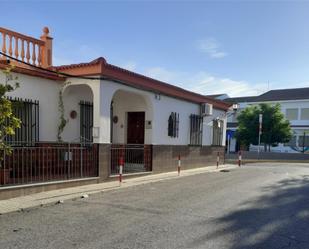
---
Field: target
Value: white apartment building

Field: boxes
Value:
[214,88,309,153]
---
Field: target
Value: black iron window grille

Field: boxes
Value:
[168,112,179,138]
[189,114,203,146]
[6,97,39,146]
[213,119,224,146]
[80,101,93,143]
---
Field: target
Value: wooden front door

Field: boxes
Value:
[127,112,145,144]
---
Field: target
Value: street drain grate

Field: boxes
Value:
[220,169,230,173]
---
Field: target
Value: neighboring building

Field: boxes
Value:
[0,27,231,197]
[215,88,309,153]
[205,93,229,101]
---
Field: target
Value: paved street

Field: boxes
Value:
[0,163,309,249]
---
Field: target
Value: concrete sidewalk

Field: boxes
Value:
[0,164,237,215]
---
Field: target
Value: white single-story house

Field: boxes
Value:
[0,27,231,198]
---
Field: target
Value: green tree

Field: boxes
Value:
[0,66,21,164]
[235,103,292,151]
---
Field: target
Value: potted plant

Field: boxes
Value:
[0,66,21,185]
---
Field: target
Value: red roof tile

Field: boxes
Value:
[53,57,231,111]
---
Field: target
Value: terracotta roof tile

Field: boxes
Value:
[0,60,65,81]
[54,57,231,110]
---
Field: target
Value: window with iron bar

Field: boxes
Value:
[80,101,93,143]
[189,114,203,146]
[6,97,39,146]
[168,112,179,138]
[213,119,224,146]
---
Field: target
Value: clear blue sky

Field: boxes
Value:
[2,1,309,97]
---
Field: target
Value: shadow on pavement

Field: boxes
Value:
[188,175,309,249]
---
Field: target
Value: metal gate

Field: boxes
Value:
[80,101,93,143]
[110,144,152,174]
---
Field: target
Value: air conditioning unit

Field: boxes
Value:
[201,103,213,116]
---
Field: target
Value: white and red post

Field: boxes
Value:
[238,151,242,167]
[119,156,124,185]
[178,155,181,176]
[216,152,220,169]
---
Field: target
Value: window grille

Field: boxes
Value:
[168,112,179,138]
[189,114,203,146]
[213,119,224,146]
[80,101,93,143]
[6,97,39,146]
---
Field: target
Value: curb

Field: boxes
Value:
[0,164,237,215]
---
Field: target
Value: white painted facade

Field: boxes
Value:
[62,84,93,142]
[1,71,61,142]
[97,79,227,146]
[1,71,227,146]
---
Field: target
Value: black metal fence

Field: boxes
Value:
[80,101,93,143]
[111,144,152,174]
[0,143,99,187]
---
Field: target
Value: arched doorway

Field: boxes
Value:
[62,84,94,143]
[110,89,153,144]
[110,89,153,174]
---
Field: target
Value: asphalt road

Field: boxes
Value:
[1,163,309,249]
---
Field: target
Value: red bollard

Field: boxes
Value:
[238,151,242,167]
[217,152,220,169]
[119,157,124,185]
[178,155,181,176]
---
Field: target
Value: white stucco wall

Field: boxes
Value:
[203,108,227,146]
[61,84,93,142]
[100,79,227,146]
[0,71,227,146]
[112,90,152,144]
[151,93,198,145]
[151,94,226,145]
[0,72,100,143]
[63,77,101,143]
[0,71,61,142]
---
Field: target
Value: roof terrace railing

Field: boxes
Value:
[0,27,52,68]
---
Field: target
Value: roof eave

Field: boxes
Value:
[55,58,231,111]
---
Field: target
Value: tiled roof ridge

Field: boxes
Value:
[104,63,228,106]
[54,57,231,110]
